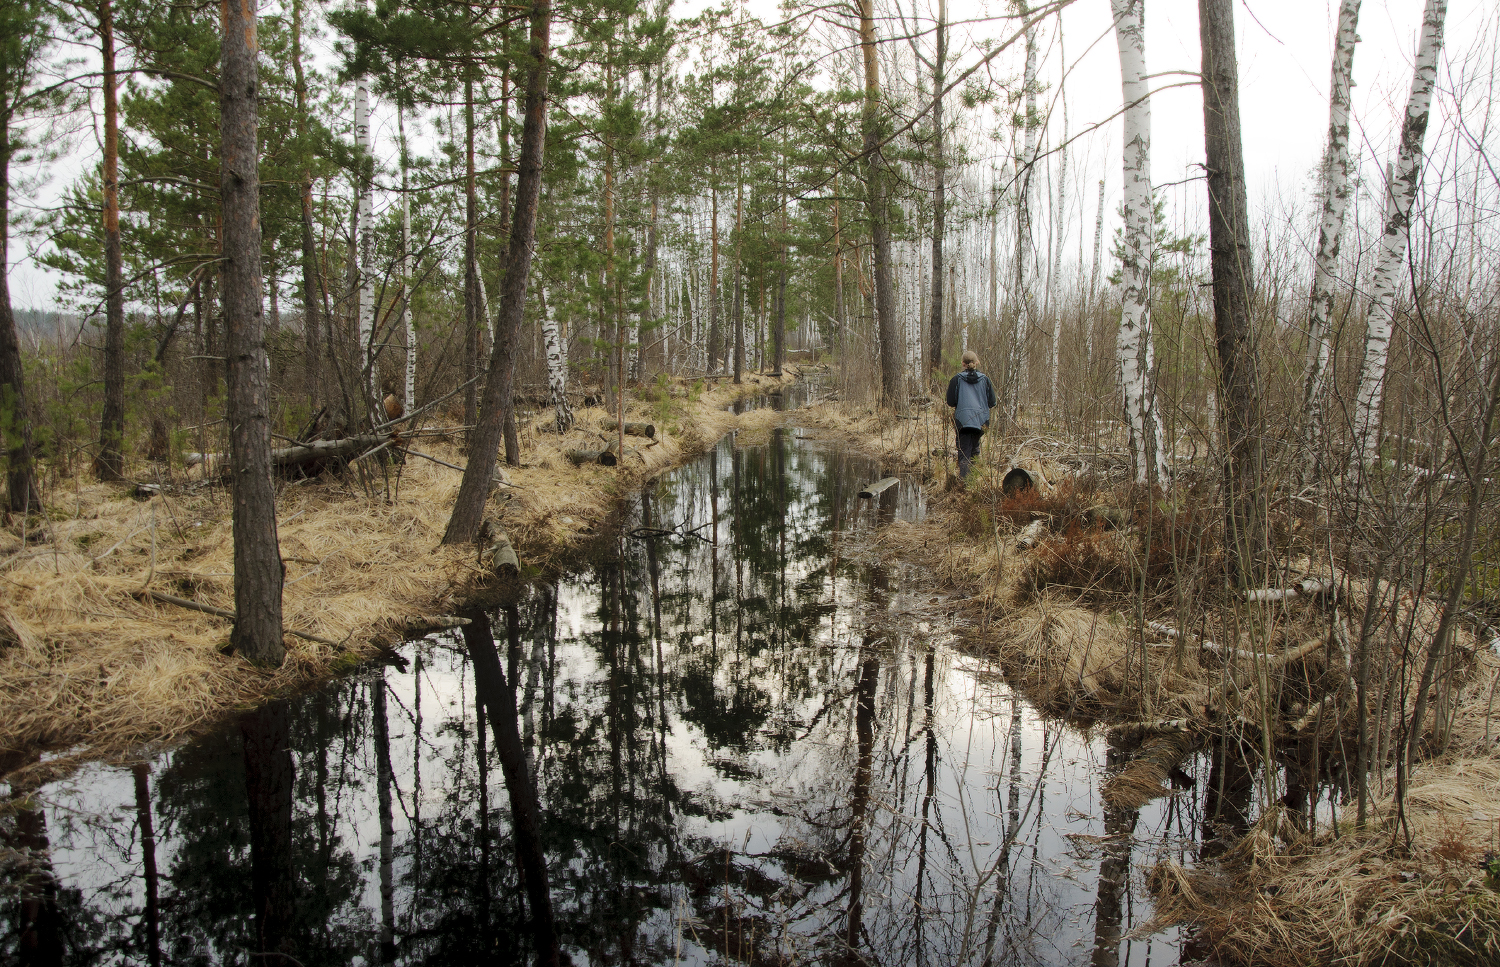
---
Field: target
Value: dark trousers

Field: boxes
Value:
[957,428,983,479]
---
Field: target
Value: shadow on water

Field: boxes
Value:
[6,425,1295,966]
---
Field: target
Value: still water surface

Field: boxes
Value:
[5,425,1222,966]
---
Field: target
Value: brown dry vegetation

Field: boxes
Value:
[0,368,801,787]
[797,396,1500,967]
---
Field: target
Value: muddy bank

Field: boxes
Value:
[791,401,1500,966]
[0,369,802,786]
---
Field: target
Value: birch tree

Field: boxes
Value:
[1111,0,1169,484]
[540,288,572,431]
[1351,0,1448,466]
[354,77,375,407]
[1009,0,1040,415]
[1300,0,1362,483]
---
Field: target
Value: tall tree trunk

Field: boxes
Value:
[399,105,415,412]
[221,0,284,664]
[1087,177,1105,367]
[1010,0,1040,417]
[733,173,744,384]
[355,77,375,409]
[1351,0,1448,466]
[1200,0,1267,583]
[832,172,846,355]
[1111,0,1169,485]
[95,0,126,480]
[291,0,321,411]
[443,0,550,543]
[1048,42,1069,407]
[857,0,900,407]
[1300,0,1362,484]
[0,113,42,513]
[464,75,480,430]
[708,183,721,372]
[927,0,947,376]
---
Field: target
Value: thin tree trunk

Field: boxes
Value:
[1048,40,1069,407]
[0,98,41,513]
[355,76,375,409]
[443,0,550,543]
[708,183,721,372]
[400,105,415,413]
[1111,0,1169,485]
[1200,0,1266,583]
[464,75,480,430]
[1087,177,1105,367]
[857,0,901,407]
[1300,0,1362,484]
[221,0,284,664]
[927,0,947,376]
[540,287,572,431]
[1351,0,1448,466]
[96,0,126,480]
[1009,1,1040,417]
[291,0,321,412]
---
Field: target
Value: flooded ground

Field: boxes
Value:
[4,425,1232,966]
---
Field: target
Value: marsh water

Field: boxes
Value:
[3,419,1241,966]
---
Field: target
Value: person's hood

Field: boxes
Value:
[960,370,982,383]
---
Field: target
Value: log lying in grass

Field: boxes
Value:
[858,477,899,499]
[477,519,520,576]
[134,589,340,647]
[188,432,399,477]
[601,419,656,438]
[565,445,618,466]
[1102,730,1204,810]
[1244,577,1335,603]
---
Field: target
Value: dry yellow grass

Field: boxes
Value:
[0,369,800,784]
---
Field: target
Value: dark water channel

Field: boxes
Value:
[4,425,1230,966]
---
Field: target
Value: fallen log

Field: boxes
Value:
[134,589,340,647]
[858,477,899,499]
[1102,730,1203,810]
[398,615,472,636]
[565,446,618,467]
[601,419,656,438]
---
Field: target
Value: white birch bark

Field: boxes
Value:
[1112,0,1169,484]
[1086,177,1105,366]
[399,106,415,413]
[1352,0,1447,466]
[1048,70,1069,406]
[1010,4,1040,409]
[540,288,573,432]
[355,81,375,405]
[1300,0,1362,481]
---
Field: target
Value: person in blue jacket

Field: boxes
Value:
[945,351,997,479]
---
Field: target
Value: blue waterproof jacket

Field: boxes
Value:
[946,370,997,430]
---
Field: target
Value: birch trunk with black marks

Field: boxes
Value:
[1087,177,1105,365]
[1111,0,1169,484]
[221,0,284,665]
[540,288,572,432]
[1351,0,1447,467]
[355,76,375,408]
[400,106,415,412]
[1010,1,1040,413]
[1300,0,1362,484]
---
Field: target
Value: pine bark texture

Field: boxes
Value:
[95,0,126,480]
[1351,0,1448,465]
[0,61,42,513]
[1300,0,1362,482]
[1200,0,1267,582]
[857,0,901,407]
[443,0,551,544]
[1111,0,1169,485]
[220,0,285,665]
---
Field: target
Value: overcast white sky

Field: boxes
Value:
[5,0,1492,311]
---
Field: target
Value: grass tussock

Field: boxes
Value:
[0,369,800,784]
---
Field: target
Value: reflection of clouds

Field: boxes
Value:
[28,433,1195,967]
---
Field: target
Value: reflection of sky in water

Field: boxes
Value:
[14,430,1211,966]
